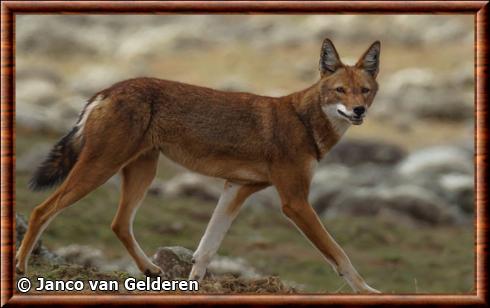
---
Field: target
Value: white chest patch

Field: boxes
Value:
[322,103,351,136]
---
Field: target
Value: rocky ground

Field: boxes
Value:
[15,15,474,293]
[16,214,295,294]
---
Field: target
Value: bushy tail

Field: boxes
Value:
[29,126,84,191]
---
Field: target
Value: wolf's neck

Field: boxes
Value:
[290,84,348,160]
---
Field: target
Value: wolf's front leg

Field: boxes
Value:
[283,198,379,292]
[189,182,266,281]
[273,174,380,293]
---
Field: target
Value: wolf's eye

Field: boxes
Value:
[335,87,345,93]
[361,87,370,94]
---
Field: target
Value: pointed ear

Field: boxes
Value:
[319,38,342,76]
[356,41,381,78]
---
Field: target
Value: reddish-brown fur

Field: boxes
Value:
[17,39,381,293]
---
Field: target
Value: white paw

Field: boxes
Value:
[188,265,206,282]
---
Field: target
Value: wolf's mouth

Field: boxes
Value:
[337,110,363,125]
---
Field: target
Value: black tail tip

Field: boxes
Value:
[28,126,81,191]
[28,169,65,191]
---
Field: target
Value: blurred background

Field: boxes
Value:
[15,15,474,293]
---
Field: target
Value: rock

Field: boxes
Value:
[397,146,473,178]
[393,146,474,215]
[349,164,395,187]
[378,67,473,121]
[325,185,466,225]
[164,173,222,202]
[407,89,472,121]
[16,213,60,262]
[438,173,474,213]
[310,165,351,213]
[305,163,403,215]
[209,256,260,279]
[152,246,194,279]
[54,244,104,269]
[323,139,406,166]
[54,243,139,274]
[384,186,465,225]
[310,163,398,215]
[151,246,263,280]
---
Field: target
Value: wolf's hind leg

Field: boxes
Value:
[111,149,161,276]
[16,150,126,274]
[189,182,266,281]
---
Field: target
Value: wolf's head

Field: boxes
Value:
[318,39,380,126]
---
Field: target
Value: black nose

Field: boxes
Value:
[353,106,366,116]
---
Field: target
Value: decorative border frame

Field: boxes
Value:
[1,1,488,306]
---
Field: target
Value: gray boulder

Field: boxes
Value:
[396,145,473,178]
[54,244,104,269]
[16,213,60,262]
[310,163,397,214]
[164,173,222,203]
[438,173,474,213]
[377,67,473,121]
[209,256,260,279]
[323,139,406,166]
[395,145,474,214]
[152,246,194,279]
[310,164,351,213]
[325,185,466,225]
[54,244,141,274]
[152,246,262,280]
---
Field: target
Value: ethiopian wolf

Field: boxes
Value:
[17,39,381,293]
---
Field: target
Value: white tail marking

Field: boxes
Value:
[74,95,103,138]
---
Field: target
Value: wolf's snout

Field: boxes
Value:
[353,106,366,116]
